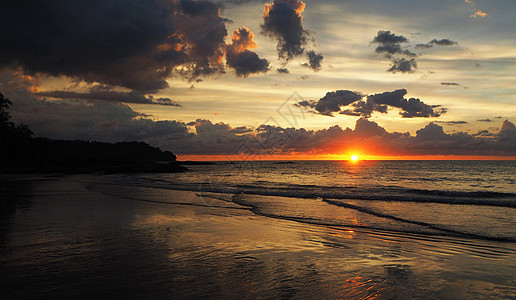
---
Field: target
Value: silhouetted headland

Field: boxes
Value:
[0,93,187,174]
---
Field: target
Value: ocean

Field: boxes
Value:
[1,160,515,299]
[104,160,516,241]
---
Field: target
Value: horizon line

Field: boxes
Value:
[178,154,516,162]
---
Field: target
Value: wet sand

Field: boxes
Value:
[1,175,515,299]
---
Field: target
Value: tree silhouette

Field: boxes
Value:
[0,93,33,138]
[0,93,14,128]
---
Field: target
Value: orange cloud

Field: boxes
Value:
[225,27,269,77]
[229,27,258,53]
[471,10,488,18]
[264,0,306,20]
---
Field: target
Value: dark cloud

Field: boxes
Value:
[372,30,409,45]
[3,76,187,145]
[293,100,317,109]
[414,43,433,49]
[230,126,254,134]
[302,51,324,71]
[240,119,516,157]
[313,90,363,116]
[430,39,458,46]
[415,122,447,140]
[37,89,181,106]
[473,130,495,138]
[354,117,387,137]
[500,119,516,141]
[226,27,269,77]
[388,58,417,73]
[477,119,493,122]
[340,99,387,118]
[4,69,514,157]
[372,31,458,74]
[0,0,238,94]
[216,0,267,5]
[371,30,415,58]
[261,0,309,61]
[277,68,290,74]
[441,82,460,86]
[371,30,417,74]
[368,89,444,118]
[416,39,458,49]
[297,88,445,118]
[435,121,468,125]
[175,0,229,79]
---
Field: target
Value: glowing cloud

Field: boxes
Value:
[471,10,488,18]
[226,27,270,77]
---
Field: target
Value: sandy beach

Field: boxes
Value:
[0,174,514,299]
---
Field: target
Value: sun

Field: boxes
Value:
[350,154,359,161]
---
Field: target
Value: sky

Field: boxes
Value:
[1,0,515,159]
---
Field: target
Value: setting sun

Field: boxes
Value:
[350,154,359,161]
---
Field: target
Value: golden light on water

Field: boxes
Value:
[350,154,359,161]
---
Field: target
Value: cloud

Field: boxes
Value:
[0,0,276,96]
[37,89,181,106]
[500,119,516,133]
[371,30,417,74]
[244,119,516,157]
[230,126,254,134]
[477,119,493,122]
[414,43,433,50]
[371,31,458,74]
[217,0,267,5]
[261,0,308,61]
[416,39,458,49]
[312,90,363,116]
[371,30,415,58]
[297,88,445,118]
[471,10,488,18]
[277,68,290,74]
[0,0,231,93]
[369,89,445,118]
[226,27,269,77]
[387,58,417,73]
[435,121,468,125]
[441,82,461,86]
[293,99,317,109]
[429,39,458,46]
[4,84,188,146]
[4,68,514,158]
[302,51,324,71]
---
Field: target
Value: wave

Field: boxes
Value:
[404,188,516,198]
[227,194,516,243]
[99,175,516,208]
[86,178,516,245]
[322,199,515,242]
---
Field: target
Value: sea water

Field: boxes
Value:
[1,160,515,299]
[110,160,516,241]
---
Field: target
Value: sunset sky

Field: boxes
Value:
[1,0,515,159]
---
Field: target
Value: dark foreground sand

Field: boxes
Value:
[1,175,515,299]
